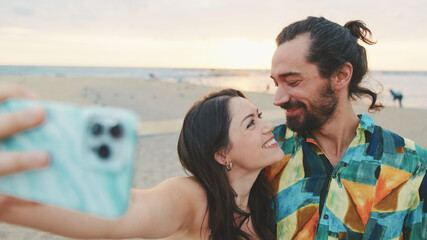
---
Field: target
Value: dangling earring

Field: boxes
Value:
[226,161,232,171]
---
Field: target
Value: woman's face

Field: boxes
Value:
[226,97,284,172]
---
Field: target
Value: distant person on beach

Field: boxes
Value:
[268,16,426,239]
[0,86,280,239]
[390,89,403,108]
[148,73,157,80]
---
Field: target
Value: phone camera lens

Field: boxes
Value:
[91,123,103,136]
[110,124,123,139]
[97,144,110,159]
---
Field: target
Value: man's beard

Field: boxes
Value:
[282,82,338,133]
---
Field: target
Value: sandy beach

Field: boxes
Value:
[0,76,426,240]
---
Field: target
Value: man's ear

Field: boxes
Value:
[332,62,353,90]
[214,148,229,165]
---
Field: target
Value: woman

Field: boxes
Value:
[0,86,283,239]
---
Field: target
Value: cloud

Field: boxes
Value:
[0,0,426,69]
[12,6,33,16]
[1,0,426,40]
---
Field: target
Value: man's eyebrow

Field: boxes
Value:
[271,71,301,79]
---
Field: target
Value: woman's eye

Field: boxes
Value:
[258,112,263,119]
[247,120,255,129]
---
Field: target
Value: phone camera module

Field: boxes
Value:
[96,144,111,160]
[91,123,103,136]
[110,124,123,139]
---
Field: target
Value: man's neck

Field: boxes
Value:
[310,102,360,166]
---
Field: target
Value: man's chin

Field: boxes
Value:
[286,116,306,133]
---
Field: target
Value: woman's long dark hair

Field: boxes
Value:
[177,88,276,240]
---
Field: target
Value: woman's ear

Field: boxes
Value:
[214,148,229,165]
[332,62,353,90]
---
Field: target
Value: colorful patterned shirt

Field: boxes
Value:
[266,114,427,239]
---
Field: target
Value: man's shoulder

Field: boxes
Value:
[375,125,427,164]
[376,125,425,151]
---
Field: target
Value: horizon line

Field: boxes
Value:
[1,64,427,73]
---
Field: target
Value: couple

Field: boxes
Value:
[0,17,426,240]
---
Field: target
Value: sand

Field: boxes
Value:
[0,76,425,240]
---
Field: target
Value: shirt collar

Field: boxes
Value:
[302,113,375,144]
[357,113,375,134]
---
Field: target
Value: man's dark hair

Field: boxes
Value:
[276,16,383,111]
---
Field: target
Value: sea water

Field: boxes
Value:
[0,65,426,109]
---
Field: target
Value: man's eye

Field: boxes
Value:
[288,80,300,86]
[273,80,278,87]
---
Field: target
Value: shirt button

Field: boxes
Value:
[323,214,329,220]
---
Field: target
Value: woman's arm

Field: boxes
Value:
[0,83,204,238]
[0,176,204,239]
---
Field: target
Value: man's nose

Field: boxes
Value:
[273,84,290,106]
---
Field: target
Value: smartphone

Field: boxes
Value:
[0,99,139,219]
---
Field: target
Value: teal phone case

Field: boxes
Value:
[0,99,138,218]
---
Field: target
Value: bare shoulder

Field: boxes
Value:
[148,176,208,236]
[132,176,206,208]
[161,176,209,236]
[154,176,206,202]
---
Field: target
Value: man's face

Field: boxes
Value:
[270,33,338,133]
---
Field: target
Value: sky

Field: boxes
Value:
[1,0,426,71]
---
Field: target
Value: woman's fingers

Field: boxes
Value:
[0,84,37,102]
[0,83,44,139]
[0,84,48,177]
[0,151,49,177]
[0,107,46,139]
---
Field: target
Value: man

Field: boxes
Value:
[266,17,426,240]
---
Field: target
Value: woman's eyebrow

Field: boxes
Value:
[240,114,254,126]
[240,109,259,126]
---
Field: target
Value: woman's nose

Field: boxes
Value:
[262,120,275,134]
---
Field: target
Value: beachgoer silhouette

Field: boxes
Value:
[390,89,403,108]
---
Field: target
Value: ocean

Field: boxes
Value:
[1,65,426,109]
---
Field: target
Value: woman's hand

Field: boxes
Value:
[0,84,49,177]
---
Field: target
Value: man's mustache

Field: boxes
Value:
[280,100,306,111]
